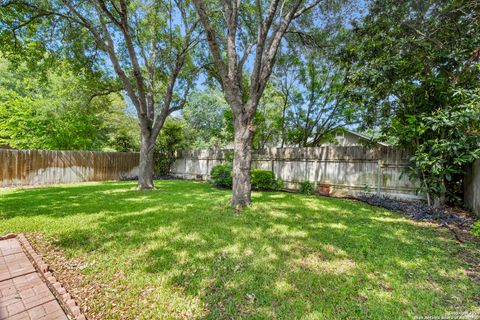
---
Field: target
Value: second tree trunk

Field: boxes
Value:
[138,130,155,190]
[231,123,254,208]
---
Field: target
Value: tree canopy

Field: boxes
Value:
[340,0,480,205]
[0,57,138,151]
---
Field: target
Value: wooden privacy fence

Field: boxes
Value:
[0,149,139,187]
[2,147,477,214]
[464,159,480,216]
[172,146,423,200]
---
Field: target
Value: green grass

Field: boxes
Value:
[0,180,478,319]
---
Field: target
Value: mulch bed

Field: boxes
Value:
[356,194,480,244]
[357,194,475,229]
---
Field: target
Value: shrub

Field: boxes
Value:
[154,120,186,176]
[210,166,281,191]
[472,221,480,237]
[299,181,314,195]
[251,169,279,191]
[210,163,233,188]
[276,178,284,190]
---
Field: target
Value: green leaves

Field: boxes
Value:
[154,119,188,176]
[182,87,231,148]
[0,57,135,151]
[341,0,480,204]
[343,0,480,131]
[406,88,480,202]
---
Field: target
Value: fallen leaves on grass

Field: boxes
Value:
[27,233,104,320]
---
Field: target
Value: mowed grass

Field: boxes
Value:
[0,180,478,319]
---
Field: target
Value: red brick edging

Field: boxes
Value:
[1,233,86,320]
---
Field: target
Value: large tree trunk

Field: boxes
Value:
[138,129,155,190]
[231,121,254,208]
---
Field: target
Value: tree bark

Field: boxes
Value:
[231,119,254,208]
[138,129,155,190]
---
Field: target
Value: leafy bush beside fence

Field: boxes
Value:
[210,163,233,188]
[251,169,281,191]
[210,165,281,191]
[153,120,186,176]
[299,181,314,195]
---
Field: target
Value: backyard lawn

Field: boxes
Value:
[0,180,478,319]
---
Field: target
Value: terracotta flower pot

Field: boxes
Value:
[318,184,331,195]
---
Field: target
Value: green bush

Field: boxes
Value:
[210,166,282,191]
[299,181,314,195]
[276,178,284,190]
[210,163,233,188]
[472,221,480,237]
[251,169,279,191]
[154,120,186,176]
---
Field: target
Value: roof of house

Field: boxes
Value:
[343,129,391,147]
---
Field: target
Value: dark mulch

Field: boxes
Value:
[357,194,475,231]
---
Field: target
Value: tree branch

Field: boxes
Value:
[63,0,143,119]
[113,0,149,119]
[192,0,228,84]
[293,0,323,19]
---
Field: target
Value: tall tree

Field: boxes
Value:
[3,0,201,189]
[192,0,323,208]
[343,0,480,205]
[273,51,303,148]
[274,53,357,147]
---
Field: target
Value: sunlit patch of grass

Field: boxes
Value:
[294,253,357,275]
[0,180,479,319]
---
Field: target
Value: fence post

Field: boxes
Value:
[304,148,309,182]
[206,157,210,179]
[377,160,383,196]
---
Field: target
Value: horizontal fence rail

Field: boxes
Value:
[172,146,423,200]
[0,149,139,187]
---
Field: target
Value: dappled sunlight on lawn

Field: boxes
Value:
[0,180,479,319]
[293,253,357,275]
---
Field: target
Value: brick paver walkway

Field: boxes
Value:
[0,238,68,320]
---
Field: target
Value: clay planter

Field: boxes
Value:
[318,184,331,196]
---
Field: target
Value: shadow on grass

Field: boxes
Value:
[0,180,478,319]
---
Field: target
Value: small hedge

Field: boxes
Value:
[299,181,314,195]
[210,165,281,191]
[210,163,233,188]
[251,169,281,191]
[472,221,480,237]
